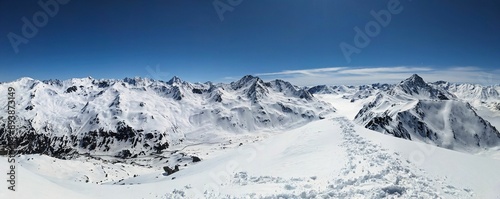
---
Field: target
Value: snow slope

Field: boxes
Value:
[432,81,500,130]
[313,94,375,120]
[2,114,499,198]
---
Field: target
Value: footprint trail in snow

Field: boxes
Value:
[325,117,473,198]
[163,117,474,199]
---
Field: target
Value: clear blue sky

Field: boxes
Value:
[0,0,499,84]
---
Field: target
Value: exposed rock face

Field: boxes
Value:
[163,165,180,175]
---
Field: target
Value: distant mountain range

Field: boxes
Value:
[0,75,333,160]
[1,74,499,160]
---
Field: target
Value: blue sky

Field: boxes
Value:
[0,0,499,85]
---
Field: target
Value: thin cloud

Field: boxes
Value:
[338,67,433,75]
[256,67,346,77]
[253,66,499,86]
[448,66,482,71]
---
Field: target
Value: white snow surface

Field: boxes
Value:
[2,114,500,198]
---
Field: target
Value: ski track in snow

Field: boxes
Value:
[162,117,474,199]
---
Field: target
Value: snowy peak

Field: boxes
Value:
[389,74,452,100]
[231,75,263,90]
[267,79,314,100]
[123,77,142,86]
[395,74,431,94]
[167,76,183,85]
[230,75,271,102]
[404,74,426,86]
[42,79,63,87]
[308,85,338,94]
[122,77,162,88]
[16,76,36,82]
[11,77,39,89]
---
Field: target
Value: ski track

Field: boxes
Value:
[162,117,474,199]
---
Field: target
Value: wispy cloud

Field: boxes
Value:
[338,67,433,75]
[256,67,346,77]
[254,66,499,86]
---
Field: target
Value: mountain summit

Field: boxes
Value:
[402,74,427,87]
[167,76,184,85]
[389,74,452,100]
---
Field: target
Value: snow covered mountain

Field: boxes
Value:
[2,74,500,198]
[431,81,500,133]
[432,81,500,116]
[354,74,500,152]
[0,75,333,160]
[387,74,455,100]
[432,80,500,102]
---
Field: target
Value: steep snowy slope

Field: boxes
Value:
[0,76,334,160]
[432,81,500,130]
[3,115,499,199]
[355,75,500,152]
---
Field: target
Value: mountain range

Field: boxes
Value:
[2,74,500,198]
[2,74,500,159]
[0,75,333,161]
